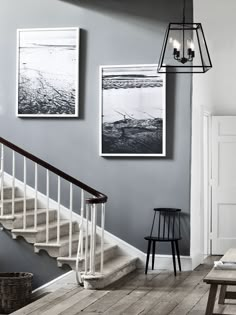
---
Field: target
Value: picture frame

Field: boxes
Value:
[99,64,166,157]
[16,27,79,117]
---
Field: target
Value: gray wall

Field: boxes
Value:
[0,0,192,285]
[0,230,69,289]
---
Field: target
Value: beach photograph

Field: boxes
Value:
[100,65,166,156]
[17,27,79,117]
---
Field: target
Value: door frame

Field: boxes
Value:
[202,110,212,256]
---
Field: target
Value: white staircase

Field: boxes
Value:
[0,138,138,289]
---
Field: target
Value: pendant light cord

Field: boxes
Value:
[183,0,186,24]
[182,0,186,58]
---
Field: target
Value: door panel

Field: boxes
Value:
[212,116,236,254]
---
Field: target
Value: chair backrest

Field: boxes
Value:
[150,208,181,240]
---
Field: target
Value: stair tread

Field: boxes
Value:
[0,197,34,203]
[57,243,116,261]
[34,232,81,247]
[1,185,14,189]
[12,219,75,232]
[14,208,57,217]
[82,255,137,280]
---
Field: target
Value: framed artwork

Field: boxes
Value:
[16,27,79,117]
[99,64,166,157]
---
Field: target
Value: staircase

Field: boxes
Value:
[0,137,138,289]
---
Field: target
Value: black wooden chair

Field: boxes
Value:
[144,208,182,276]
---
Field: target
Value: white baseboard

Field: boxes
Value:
[191,251,204,269]
[3,172,198,271]
[32,270,74,294]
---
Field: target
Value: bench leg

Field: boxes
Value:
[205,284,218,315]
[218,285,227,304]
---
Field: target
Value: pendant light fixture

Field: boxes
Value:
[157,0,212,73]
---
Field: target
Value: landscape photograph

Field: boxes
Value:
[17,27,79,117]
[100,65,166,156]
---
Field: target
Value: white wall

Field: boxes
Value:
[191,0,236,263]
[193,0,236,114]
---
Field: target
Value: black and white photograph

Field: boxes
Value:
[100,64,166,156]
[16,27,79,117]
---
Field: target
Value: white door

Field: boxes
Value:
[212,116,236,254]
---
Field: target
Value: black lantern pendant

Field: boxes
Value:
[157,0,212,73]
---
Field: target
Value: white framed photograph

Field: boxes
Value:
[99,64,166,157]
[16,27,79,117]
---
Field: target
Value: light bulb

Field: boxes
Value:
[173,40,181,50]
[187,40,195,51]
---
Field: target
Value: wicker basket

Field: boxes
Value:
[0,272,33,314]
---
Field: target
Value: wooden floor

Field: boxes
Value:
[12,256,236,315]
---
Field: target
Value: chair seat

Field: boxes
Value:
[144,236,181,242]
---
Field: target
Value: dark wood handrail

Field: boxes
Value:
[0,137,107,204]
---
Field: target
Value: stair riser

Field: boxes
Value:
[80,246,117,270]
[13,211,57,229]
[36,235,93,258]
[37,222,78,243]
[59,234,95,257]
[36,238,79,258]
[13,222,78,243]
[0,187,19,199]
[58,245,117,270]
[83,260,137,289]
[2,199,35,214]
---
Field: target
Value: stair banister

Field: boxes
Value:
[0,137,108,286]
[0,137,107,204]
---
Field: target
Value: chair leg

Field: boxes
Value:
[175,240,181,272]
[145,240,152,274]
[171,241,177,276]
[152,241,156,270]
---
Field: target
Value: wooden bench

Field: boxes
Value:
[204,248,236,315]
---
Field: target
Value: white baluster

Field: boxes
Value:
[75,229,82,284]
[57,177,61,245]
[100,203,105,274]
[80,189,84,256]
[12,151,15,217]
[90,204,94,273]
[46,170,49,243]
[23,157,27,230]
[85,203,89,275]
[92,204,97,275]
[69,183,73,257]
[34,163,38,230]
[0,144,4,217]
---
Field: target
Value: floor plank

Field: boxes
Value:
[11,286,79,315]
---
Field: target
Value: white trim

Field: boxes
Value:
[190,251,204,270]
[153,254,197,271]
[16,27,80,118]
[4,172,197,271]
[202,110,212,256]
[99,64,166,157]
[32,270,74,294]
